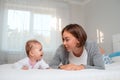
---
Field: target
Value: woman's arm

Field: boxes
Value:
[59,64,85,70]
[49,44,69,69]
[49,45,63,69]
[85,41,105,69]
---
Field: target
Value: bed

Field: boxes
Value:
[0,56,120,80]
[0,63,120,80]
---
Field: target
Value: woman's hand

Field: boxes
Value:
[59,64,84,70]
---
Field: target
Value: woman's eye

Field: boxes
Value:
[63,38,70,42]
[66,39,69,41]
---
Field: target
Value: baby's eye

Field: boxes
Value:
[39,48,42,51]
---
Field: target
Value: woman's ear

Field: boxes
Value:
[76,40,80,47]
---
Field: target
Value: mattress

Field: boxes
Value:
[0,62,120,80]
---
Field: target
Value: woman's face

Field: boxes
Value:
[62,31,79,52]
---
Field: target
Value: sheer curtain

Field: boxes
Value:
[0,0,70,64]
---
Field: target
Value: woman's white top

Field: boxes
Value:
[13,57,49,69]
[69,47,88,65]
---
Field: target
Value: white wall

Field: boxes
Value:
[84,0,120,53]
[68,3,85,27]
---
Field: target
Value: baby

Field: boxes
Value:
[13,39,50,70]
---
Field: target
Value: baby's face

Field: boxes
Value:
[30,43,43,61]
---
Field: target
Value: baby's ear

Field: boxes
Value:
[29,51,34,57]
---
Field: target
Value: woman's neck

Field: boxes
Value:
[73,46,84,57]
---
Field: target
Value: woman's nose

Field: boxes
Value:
[63,41,66,45]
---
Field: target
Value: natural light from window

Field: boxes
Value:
[2,9,60,52]
[97,29,104,44]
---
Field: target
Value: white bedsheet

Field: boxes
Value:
[0,62,120,80]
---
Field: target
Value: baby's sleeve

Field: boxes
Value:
[12,58,28,69]
[39,59,50,69]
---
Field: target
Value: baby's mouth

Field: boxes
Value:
[36,59,41,62]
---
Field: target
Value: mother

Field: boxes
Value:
[49,24,105,70]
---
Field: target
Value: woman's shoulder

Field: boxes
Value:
[85,40,99,52]
[57,44,66,51]
[56,44,69,55]
[85,40,98,47]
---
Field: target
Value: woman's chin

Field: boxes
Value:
[65,47,72,52]
[66,49,71,52]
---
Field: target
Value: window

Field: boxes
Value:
[2,7,61,52]
[97,29,104,44]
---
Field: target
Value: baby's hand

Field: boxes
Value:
[22,65,29,70]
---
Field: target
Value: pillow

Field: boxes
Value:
[109,52,120,58]
[103,55,113,64]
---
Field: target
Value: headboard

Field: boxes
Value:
[112,34,120,52]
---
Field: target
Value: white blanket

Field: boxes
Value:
[0,62,120,80]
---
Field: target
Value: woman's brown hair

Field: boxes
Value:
[62,24,87,47]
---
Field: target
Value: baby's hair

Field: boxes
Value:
[25,39,41,57]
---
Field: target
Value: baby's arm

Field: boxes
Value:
[39,59,50,69]
[22,65,29,70]
[13,58,29,70]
